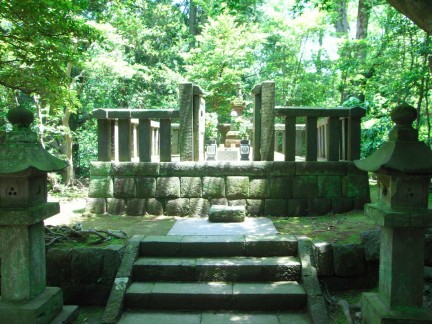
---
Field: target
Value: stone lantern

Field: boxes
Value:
[354,104,432,323]
[0,107,78,323]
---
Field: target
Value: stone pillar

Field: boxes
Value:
[118,119,131,161]
[160,118,171,162]
[193,85,205,161]
[0,106,78,323]
[252,84,262,161]
[348,107,364,161]
[139,118,152,162]
[179,82,194,161]
[326,117,341,161]
[355,104,432,323]
[305,116,317,161]
[97,119,112,161]
[260,81,275,161]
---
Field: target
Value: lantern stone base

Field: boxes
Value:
[362,292,432,324]
[0,287,78,324]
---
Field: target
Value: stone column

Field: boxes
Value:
[160,118,171,162]
[260,81,275,161]
[305,116,317,161]
[284,117,296,161]
[193,85,205,161]
[139,118,152,162]
[326,117,341,161]
[252,84,262,161]
[179,82,194,161]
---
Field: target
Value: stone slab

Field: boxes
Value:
[120,311,202,324]
[208,205,245,223]
[0,202,59,225]
[51,305,79,324]
[168,217,278,236]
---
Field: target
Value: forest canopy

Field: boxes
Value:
[0,0,431,183]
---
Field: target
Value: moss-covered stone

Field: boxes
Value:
[333,243,366,277]
[90,162,112,176]
[190,198,210,217]
[113,177,136,198]
[308,198,332,216]
[292,176,317,198]
[226,176,249,199]
[146,198,164,215]
[246,199,265,216]
[112,162,159,176]
[126,198,145,216]
[265,199,288,216]
[106,198,126,215]
[156,177,180,198]
[228,199,247,206]
[202,177,225,198]
[210,197,228,205]
[85,198,106,214]
[287,199,307,216]
[180,177,202,198]
[165,198,190,216]
[249,179,269,198]
[332,198,353,214]
[269,161,296,176]
[342,174,370,198]
[296,162,346,176]
[136,177,156,198]
[317,176,341,198]
[208,205,245,222]
[269,177,292,198]
[88,176,113,198]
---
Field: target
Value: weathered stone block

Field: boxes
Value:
[269,177,292,198]
[202,177,225,198]
[46,248,72,284]
[332,198,353,214]
[113,177,136,198]
[90,162,112,176]
[126,198,146,216]
[202,162,268,177]
[86,198,106,214]
[246,199,265,216]
[249,179,269,199]
[353,197,370,210]
[426,234,432,267]
[333,243,366,277]
[317,176,341,198]
[190,198,210,217]
[361,230,380,263]
[146,198,164,215]
[156,177,180,198]
[102,245,125,285]
[296,162,346,176]
[106,198,126,215]
[226,176,249,199]
[180,177,202,197]
[313,242,334,276]
[269,162,296,176]
[160,162,200,177]
[209,205,245,222]
[112,162,159,176]
[342,174,370,198]
[136,177,156,198]
[71,248,104,284]
[264,199,288,216]
[292,176,317,198]
[165,198,190,216]
[88,176,113,198]
[287,199,308,216]
[308,198,332,216]
[228,199,247,206]
[210,198,228,205]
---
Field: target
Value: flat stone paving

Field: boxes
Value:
[168,217,278,236]
[119,311,312,324]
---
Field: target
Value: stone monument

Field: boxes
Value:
[0,106,78,323]
[354,104,432,323]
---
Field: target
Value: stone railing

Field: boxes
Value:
[252,81,366,162]
[93,83,205,163]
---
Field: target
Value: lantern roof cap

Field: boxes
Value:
[0,107,67,174]
[354,104,432,174]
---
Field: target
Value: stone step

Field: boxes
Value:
[119,311,312,324]
[139,235,298,257]
[133,256,301,282]
[125,281,307,311]
[208,205,246,223]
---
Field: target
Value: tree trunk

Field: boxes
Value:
[334,0,349,34]
[189,0,197,46]
[62,61,75,186]
[356,0,371,40]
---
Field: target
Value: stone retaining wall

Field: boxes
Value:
[45,245,125,305]
[87,161,370,216]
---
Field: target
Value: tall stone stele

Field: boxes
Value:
[0,107,78,323]
[354,104,432,323]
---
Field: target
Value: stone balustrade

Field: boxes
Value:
[252,81,366,162]
[93,83,205,163]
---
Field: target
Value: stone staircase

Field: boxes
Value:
[106,235,327,323]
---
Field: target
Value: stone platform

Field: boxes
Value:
[168,217,278,236]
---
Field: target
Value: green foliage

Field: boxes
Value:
[205,112,219,141]
[74,119,98,177]
[185,13,264,122]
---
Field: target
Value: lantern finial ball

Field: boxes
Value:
[391,103,417,127]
